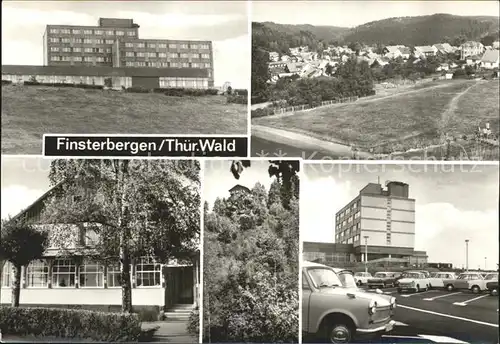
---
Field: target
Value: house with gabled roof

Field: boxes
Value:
[414,46,438,59]
[1,179,200,313]
[480,50,500,69]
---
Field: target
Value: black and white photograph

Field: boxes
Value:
[1,1,249,154]
[251,1,500,161]
[202,159,300,343]
[301,162,499,343]
[0,157,201,343]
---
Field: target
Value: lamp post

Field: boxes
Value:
[465,240,469,272]
[364,236,369,274]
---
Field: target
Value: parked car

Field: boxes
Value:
[442,272,488,293]
[486,281,498,296]
[397,272,431,293]
[395,270,429,286]
[354,272,373,286]
[428,272,458,289]
[302,261,396,343]
[367,272,400,289]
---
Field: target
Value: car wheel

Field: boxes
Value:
[429,283,433,289]
[471,285,480,294]
[357,280,362,286]
[416,284,420,292]
[446,284,454,292]
[325,322,353,343]
[491,289,498,296]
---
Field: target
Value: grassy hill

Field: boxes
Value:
[343,13,499,46]
[253,14,499,52]
[1,85,247,154]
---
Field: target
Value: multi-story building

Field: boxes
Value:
[2,17,214,89]
[1,181,200,314]
[334,181,418,263]
[460,41,485,60]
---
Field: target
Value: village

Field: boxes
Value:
[266,40,500,83]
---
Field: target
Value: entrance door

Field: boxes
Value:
[177,266,194,304]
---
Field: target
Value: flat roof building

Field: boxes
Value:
[39,17,213,87]
[334,181,417,262]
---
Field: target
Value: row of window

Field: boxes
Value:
[303,252,350,263]
[51,56,110,63]
[125,51,210,59]
[124,42,210,50]
[124,61,210,68]
[159,77,209,89]
[336,200,361,222]
[50,37,118,44]
[49,28,134,36]
[336,211,361,230]
[336,223,361,242]
[51,47,111,53]
[2,257,162,288]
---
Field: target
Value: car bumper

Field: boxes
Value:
[357,320,395,334]
[398,287,417,292]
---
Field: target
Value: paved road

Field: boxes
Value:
[357,286,499,343]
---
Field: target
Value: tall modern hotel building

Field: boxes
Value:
[3,18,214,89]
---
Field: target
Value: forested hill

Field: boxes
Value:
[343,14,499,46]
[252,21,349,54]
[253,14,499,53]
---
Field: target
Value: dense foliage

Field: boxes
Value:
[343,14,499,46]
[202,170,299,342]
[0,306,141,342]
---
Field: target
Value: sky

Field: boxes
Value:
[1,1,249,88]
[252,1,500,27]
[204,159,276,209]
[1,157,54,220]
[301,163,499,270]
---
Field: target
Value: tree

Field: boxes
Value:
[41,159,200,313]
[251,43,270,104]
[1,216,49,307]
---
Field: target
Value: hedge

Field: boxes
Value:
[227,94,247,104]
[126,87,219,96]
[0,306,142,342]
[2,80,13,85]
[22,81,103,89]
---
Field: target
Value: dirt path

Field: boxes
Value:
[438,80,482,134]
[252,124,374,159]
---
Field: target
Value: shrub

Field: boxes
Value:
[133,307,159,322]
[186,308,199,337]
[2,80,13,85]
[251,107,275,118]
[0,306,142,342]
[233,89,248,96]
[126,86,150,93]
[227,94,247,105]
[23,81,41,86]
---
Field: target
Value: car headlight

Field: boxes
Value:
[368,300,377,315]
[390,296,396,309]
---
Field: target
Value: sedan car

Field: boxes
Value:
[428,272,458,289]
[367,272,400,289]
[302,261,396,343]
[397,272,430,293]
[486,281,498,296]
[354,272,373,286]
[442,272,487,293]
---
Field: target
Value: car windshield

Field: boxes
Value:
[404,273,422,279]
[430,273,440,277]
[338,271,358,288]
[485,274,498,280]
[457,274,468,279]
[374,272,387,278]
[308,268,343,288]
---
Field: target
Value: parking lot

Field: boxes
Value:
[361,287,499,343]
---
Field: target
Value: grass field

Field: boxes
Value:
[1,85,247,154]
[254,80,499,156]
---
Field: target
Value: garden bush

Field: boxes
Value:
[227,94,247,105]
[2,80,13,85]
[251,107,275,118]
[126,86,150,93]
[233,89,248,96]
[0,306,142,342]
[186,308,199,337]
[21,82,104,89]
